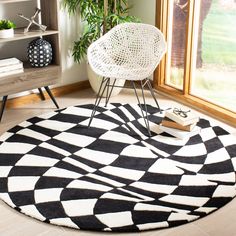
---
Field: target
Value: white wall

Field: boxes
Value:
[129,0,156,25]
[58,10,87,86]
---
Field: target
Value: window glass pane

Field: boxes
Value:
[191,0,236,112]
[165,0,188,89]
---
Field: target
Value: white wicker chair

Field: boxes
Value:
[87,23,167,136]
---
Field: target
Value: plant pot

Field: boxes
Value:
[0,28,14,39]
[87,63,125,97]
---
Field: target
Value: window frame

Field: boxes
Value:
[154,0,236,127]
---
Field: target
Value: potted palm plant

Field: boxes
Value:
[62,0,139,94]
[0,19,16,39]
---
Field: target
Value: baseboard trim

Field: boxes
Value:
[4,80,90,109]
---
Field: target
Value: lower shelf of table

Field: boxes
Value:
[0,64,61,97]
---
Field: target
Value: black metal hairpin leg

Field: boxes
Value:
[132,81,151,137]
[105,78,110,107]
[38,88,46,100]
[140,80,151,136]
[88,77,109,128]
[0,95,8,122]
[44,86,59,109]
[105,79,117,107]
[145,79,162,113]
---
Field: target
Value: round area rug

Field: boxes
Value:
[0,103,236,232]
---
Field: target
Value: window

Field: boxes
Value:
[155,0,236,126]
[191,0,236,112]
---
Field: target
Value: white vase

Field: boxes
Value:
[87,63,125,97]
[0,28,14,39]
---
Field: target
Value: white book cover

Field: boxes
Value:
[0,62,23,73]
[0,58,22,68]
[0,68,24,78]
[165,108,200,126]
[159,124,201,140]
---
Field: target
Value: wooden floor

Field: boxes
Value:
[0,88,235,236]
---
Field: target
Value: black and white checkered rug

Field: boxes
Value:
[0,103,236,232]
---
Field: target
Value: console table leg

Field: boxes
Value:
[0,96,8,122]
[38,88,46,100]
[44,86,59,109]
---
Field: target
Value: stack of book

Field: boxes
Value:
[0,58,24,78]
[159,108,200,139]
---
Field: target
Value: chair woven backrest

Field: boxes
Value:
[88,23,167,80]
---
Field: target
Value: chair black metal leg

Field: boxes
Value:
[140,80,151,136]
[88,77,109,128]
[38,88,46,100]
[105,79,116,107]
[44,86,59,109]
[105,78,110,107]
[146,79,162,113]
[0,95,8,122]
[132,81,151,137]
